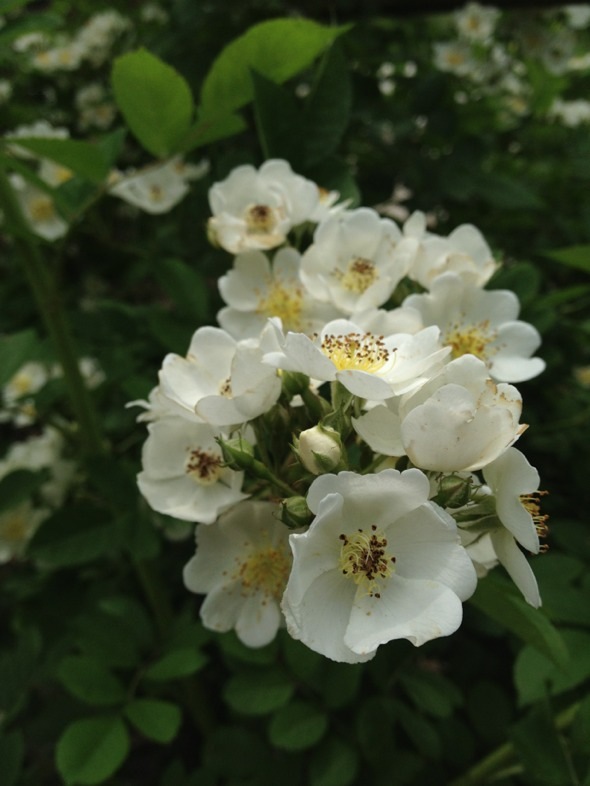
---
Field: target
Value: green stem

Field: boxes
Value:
[0,162,104,457]
[449,701,581,786]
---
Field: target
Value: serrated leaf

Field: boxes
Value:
[251,70,305,166]
[124,699,181,743]
[223,669,294,716]
[27,503,122,567]
[57,656,126,706]
[144,647,207,681]
[310,737,359,786]
[4,138,109,184]
[470,573,569,668]
[201,19,351,115]
[112,48,194,158]
[0,329,39,387]
[56,715,129,785]
[268,700,328,751]
[542,245,590,274]
[303,43,352,167]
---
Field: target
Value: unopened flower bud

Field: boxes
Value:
[280,496,313,529]
[297,425,344,475]
[435,474,472,508]
[218,436,255,471]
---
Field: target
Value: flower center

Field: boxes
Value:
[28,195,56,223]
[520,491,549,547]
[237,546,291,599]
[245,204,278,234]
[321,332,391,373]
[185,448,223,485]
[0,508,31,544]
[218,377,232,398]
[339,526,396,596]
[338,257,378,294]
[149,184,164,202]
[444,320,497,361]
[256,280,303,331]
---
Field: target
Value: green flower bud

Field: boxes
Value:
[218,436,256,471]
[434,473,473,508]
[280,496,313,529]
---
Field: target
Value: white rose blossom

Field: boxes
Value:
[207,159,321,254]
[282,469,477,663]
[137,416,248,523]
[263,318,450,400]
[108,157,207,214]
[299,208,411,314]
[183,500,293,647]
[217,248,341,340]
[402,272,545,382]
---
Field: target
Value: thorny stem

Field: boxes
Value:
[449,701,581,786]
[0,161,104,458]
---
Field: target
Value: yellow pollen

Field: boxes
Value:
[185,448,223,485]
[11,373,34,396]
[321,332,391,373]
[447,51,466,66]
[58,49,74,65]
[149,185,164,202]
[28,195,56,223]
[0,510,30,543]
[520,490,550,541]
[256,280,303,330]
[237,546,291,599]
[245,204,277,234]
[339,526,395,596]
[338,257,378,294]
[218,378,232,398]
[444,320,497,361]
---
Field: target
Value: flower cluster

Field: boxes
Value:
[135,158,547,663]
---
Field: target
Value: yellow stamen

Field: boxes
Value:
[256,280,303,331]
[245,204,278,234]
[444,320,497,361]
[337,257,378,294]
[237,545,291,599]
[185,448,223,485]
[28,195,56,223]
[339,525,395,597]
[321,332,391,373]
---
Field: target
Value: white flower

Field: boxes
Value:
[5,121,69,159]
[108,157,203,214]
[263,318,449,400]
[282,469,477,663]
[454,3,500,42]
[217,248,341,340]
[433,42,476,76]
[0,79,12,104]
[549,98,590,127]
[207,159,321,253]
[137,417,247,523]
[300,208,410,314]
[31,39,86,72]
[9,174,68,242]
[408,223,498,289]
[564,4,590,28]
[353,355,525,470]
[297,425,343,475]
[0,501,48,564]
[402,272,545,382]
[158,325,281,427]
[1,360,49,424]
[183,500,292,647]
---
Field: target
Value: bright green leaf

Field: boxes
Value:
[4,138,109,184]
[201,19,351,115]
[268,700,328,751]
[178,111,246,153]
[124,699,181,744]
[56,715,129,785]
[223,669,294,716]
[542,245,590,274]
[144,647,207,681]
[470,573,569,668]
[57,656,127,707]
[112,48,194,158]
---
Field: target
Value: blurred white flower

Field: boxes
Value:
[454,3,500,42]
[9,174,68,242]
[183,500,292,647]
[109,157,206,214]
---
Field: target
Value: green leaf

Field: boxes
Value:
[56,715,130,785]
[57,656,127,707]
[0,329,39,388]
[399,671,462,719]
[223,669,294,716]
[303,43,352,167]
[542,245,590,274]
[310,737,359,786]
[356,697,395,765]
[152,258,209,322]
[251,70,305,166]
[268,700,328,751]
[27,503,122,567]
[470,573,569,668]
[201,19,351,115]
[124,699,181,744]
[510,703,576,786]
[572,695,590,756]
[112,48,194,158]
[144,647,207,681]
[178,111,246,153]
[320,662,362,709]
[394,700,442,759]
[0,731,24,786]
[4,138,109,184]
[0,629,40,713]
[515,629,590,706]
[0,469,49,515]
